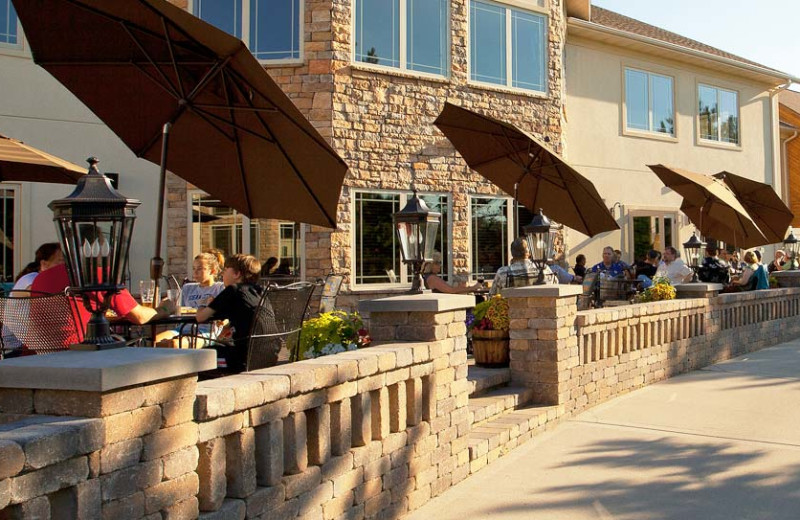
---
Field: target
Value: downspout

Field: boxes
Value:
[769,80,793,191]
[781,126,798,210]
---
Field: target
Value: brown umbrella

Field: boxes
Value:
[714,171,793,244]
[0,134,85,184]
[648,164,768,248]
[12,0,348,292]
[434,103,618,236]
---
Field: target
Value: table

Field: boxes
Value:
[598,278,643,303]
[110,313,199,347]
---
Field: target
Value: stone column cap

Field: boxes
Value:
[674,283,724,292]
[359,293,475,313]
[0,347,216,392]
[502,285,582,298]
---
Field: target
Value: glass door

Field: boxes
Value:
[0,186,18,284]
[632,213,675,262]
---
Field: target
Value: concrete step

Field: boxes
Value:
[468,385,535,427]
[467,363,510,396]
[467,405,562,474]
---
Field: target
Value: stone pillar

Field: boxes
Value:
[0,348,215,519]
[675,283,724,299]
[503,285,581,407]
[772,270,800,288]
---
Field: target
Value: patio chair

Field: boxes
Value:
[247,281,317,370]
[577,272,600,310]
[318,273,344,314]
[506,269,557,289]
[0,290,83,358]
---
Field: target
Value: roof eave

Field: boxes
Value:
[567,17,799,87]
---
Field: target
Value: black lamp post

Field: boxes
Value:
[523,208,556,285]
[784,229,799,270]
[393,191,441,293]
[49,158,140,350]
[682,231,705,283]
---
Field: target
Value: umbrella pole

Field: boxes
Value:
[150,122,171,307]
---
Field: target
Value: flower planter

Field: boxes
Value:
[472,329,509,368]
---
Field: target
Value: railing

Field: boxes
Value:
[715,289,800,331]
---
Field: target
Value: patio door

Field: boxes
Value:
[631,213,675,261]
[0,185,19,284]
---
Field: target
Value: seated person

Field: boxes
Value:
[698,246,730,284]
[155,252,225,348]
[573,254,586,278]
[196,254,265,373]
[590,246,628,278]
[631,249,661,289]
[490,238,555,295]
[549,253,582,284]
[654,246,693,285]
[768,249,786,274]
[261,256,279,277]
[730,251,769,290]
[30,263,175,348]
[780,252,800,271]
[422,252,482,294]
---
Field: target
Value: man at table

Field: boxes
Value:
[654,246,693,285]
[195,254,265,373]
[590,246,628,277]
[490,238,556,295]
[30,263,175,346]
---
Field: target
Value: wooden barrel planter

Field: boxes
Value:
[472,329,510,367]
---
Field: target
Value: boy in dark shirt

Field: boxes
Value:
[196,254,265,373]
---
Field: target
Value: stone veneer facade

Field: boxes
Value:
[165,0,567,300]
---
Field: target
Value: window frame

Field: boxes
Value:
[0,183,21,283]
[190,0,304,65]
[350,189,452,291]
[351,0,451,80]
[467,0,549,96]
[0,0,25,57]
[621,66,677,140]
[468,194,532,278]
[696,82,741,148]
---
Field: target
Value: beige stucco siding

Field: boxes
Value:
[563,36,777,266]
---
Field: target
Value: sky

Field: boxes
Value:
[591,0,800,90]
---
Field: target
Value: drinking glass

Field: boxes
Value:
[139,280,155,308]
[167,289,181,314]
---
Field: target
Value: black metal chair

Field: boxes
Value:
[246,281,317,370]
[0,290,83,358]
[318,273,344,314]
[577,272,601,310]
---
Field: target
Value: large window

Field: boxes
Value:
[470,0,547,92]
[194,0,301,61]
[0,0,18,46]
[470,197,509,278]
[0,187,17,282]
[631,213,674,263]
[354,0,449,76]
[353,191,450,286]
[624,68,674,136]
[698,84,739,144]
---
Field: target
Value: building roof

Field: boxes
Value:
[584,6,791,79]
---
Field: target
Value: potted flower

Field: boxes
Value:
[635,276,676,303]
[299,310,371,360]
[469,295,510,367]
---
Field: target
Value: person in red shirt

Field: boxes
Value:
[30,263,174,346]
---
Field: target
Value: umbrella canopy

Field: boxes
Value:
[648,164,768,248]
[714,171,793,244]
[12,0,347,229]
[0,134,85,184]
[434,103,618,237]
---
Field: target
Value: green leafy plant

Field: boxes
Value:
[635,276,676,303]
[300,311,371,360]
[470,295,509,331]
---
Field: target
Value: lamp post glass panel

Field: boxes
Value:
[523,209,556,285]
[393,192,441,293]
[49,158,140,350]
[682,231,705,283]
[784,230,799,269]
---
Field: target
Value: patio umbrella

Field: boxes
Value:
[12,0,348,295]
[434,103,618,237]
[714,171,793,244]
[0,134,85,184]
[648,164,768,248]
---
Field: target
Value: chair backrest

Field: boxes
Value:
[319,274,344,314]
[385,269,397,284]
[246,281,316,371]
[0,290,82,356]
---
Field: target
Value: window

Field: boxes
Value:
[0,186,17,282]
[193,0,301,61]
[698,84,739,144]
[471,197,510,278]
[470,0,547,92]
[0,0,18,46]
[624,68,674,136]
[631,213,674,262]
[353,191,450,286]
[354,0,449,76]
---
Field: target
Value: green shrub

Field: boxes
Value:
[300,311,370,359]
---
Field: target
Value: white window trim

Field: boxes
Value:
[466,0,549,95]
[349,189,452,291]
[466,194,518,278]
[350,0,451,80]
[621,66,677,141]
[696,81,742,149]
[0,183,22,282]
[624,208,679,264]
[189,0,304,66]
[0,3,26,59]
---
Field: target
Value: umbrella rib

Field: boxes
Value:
[221,69,252,216]
[187,107,237,142]
[191,104,278,113]
[161,16,186,99]
[131,60,182,100]
[39,60,221,66]
[184,56,232,104]
[191,107,275,143]
[122,22,181,100]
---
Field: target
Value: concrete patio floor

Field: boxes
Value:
[406,340,800,520]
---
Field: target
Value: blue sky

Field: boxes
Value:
[592,1,800,90]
